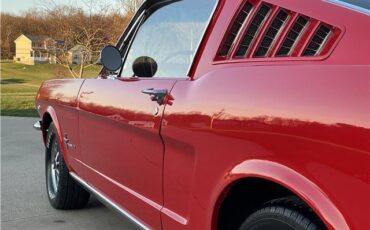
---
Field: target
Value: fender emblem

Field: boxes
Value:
[63,134,76,150]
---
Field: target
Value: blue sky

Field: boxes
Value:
[1,0,117,14]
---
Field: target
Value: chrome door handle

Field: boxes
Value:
[142,88,168,105]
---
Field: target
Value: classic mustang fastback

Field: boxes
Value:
[34,0,370,229]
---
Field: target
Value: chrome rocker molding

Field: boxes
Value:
[69,172,150,230]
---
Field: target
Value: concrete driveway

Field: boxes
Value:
[1,116,139,230]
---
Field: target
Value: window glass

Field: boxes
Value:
[337,0,370,10]
[121,0,217,78]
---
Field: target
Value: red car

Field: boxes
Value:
[34,0,370,229]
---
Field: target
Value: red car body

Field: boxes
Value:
[36,0,370,229]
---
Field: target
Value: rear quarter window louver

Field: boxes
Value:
[303,24,332,56]
[235,4,272,57]
[217,2,253,57]
[276,16,309,56]
[216,0,341,61]
[255,9,289,57]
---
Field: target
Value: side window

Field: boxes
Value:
[333,0,370,10]
[121,0,217,78]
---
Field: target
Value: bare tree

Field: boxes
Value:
[37,0,113,78]
[1,1,130,72]
[1,11,47,59]
[116,0,143,18]
[1,14,16,59]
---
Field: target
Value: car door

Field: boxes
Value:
[77,0,217,229]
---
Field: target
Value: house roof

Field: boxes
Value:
[15,34,64,43]
[23,34,49,42]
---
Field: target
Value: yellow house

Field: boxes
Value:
[14,34,64,65]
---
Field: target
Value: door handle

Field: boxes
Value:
[142,88,168,105]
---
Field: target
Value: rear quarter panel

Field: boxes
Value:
[161,0,370,229]
[161,65,370,230]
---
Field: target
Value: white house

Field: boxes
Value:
[68,45,91,64]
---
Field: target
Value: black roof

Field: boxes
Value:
[23,34,64,43]
[23,35,49,41]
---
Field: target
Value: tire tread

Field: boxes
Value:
[46,122,90,210]
[239,196,326,230]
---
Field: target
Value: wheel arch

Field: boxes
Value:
[41,106,71,169]
[212,159,349,230]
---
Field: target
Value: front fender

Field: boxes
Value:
[227,159,349,230]
[36,79,85,171]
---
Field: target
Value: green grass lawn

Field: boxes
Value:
[1,62,101,117]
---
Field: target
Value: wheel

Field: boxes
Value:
[45,122,90,209]
[239,196,326,230]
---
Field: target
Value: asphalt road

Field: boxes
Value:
[1,116,139,230]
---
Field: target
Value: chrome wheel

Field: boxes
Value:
[45,122,90,209]
[47,139,61,199]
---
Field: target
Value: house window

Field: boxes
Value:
[30,51,33,57]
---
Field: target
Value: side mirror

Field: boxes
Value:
[132,56,158,78]
[100,45,122,72]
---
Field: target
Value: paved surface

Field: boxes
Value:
[1,116,139,230]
